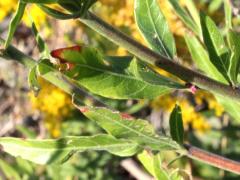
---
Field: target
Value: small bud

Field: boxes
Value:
[185,83,198,94]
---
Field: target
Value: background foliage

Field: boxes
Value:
[1,0,240,179]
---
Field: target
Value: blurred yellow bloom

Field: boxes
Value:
[0,0,17,21]
[195,91,224,117]
[97,0,187,55]
[29,78,72,137]
[0,1,47,28]
[22,5,47,29]
[151,95,211,132]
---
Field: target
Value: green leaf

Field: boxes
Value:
[184,0,201,34]
[134,0,176,58]
[169,105,184,145]
[0,135,139,165]
[227,30,240,85]
[168,0,200,36]
[138,151,170,180]
[30,18,49,59]
[28,66,41,96]
[15,157,34,175]
[58,0,97,14]
[153,154,170,180]
[64,48,184,99]
[200,14,230,83]
[4,1,26,49]
[16,125,37,138]
[22,0,58,3]
[38,4,81,20]
[0,159,21,180]
[208,0,222,13]
[169,169,190,180]
[137,151,155,176]
[77,106,180,150]
[224,0,232,30]
[216,96,240,124]
[184,34,228,84]
[185,34,240,123]
[62,49,183,99]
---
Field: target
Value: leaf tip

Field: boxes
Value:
[50,45,81,62]
[79,107,89,113]
[120,113,134,120]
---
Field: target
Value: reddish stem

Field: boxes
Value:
[184,144,240,174]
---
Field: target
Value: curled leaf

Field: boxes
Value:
[28,66,41,97]
[4,1,26,49]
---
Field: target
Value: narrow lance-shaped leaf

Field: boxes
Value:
[200,14,231,83]
[28,66,41,96]
[4,1,26,49]
[15,157,34,175]
[208,0,223,13]
[137,151,170,180]
[58,0,97,14]
[54,47,184,99]
[184,34,228,84]
[168,0,200,36]
[227,30,240,85]
[224,0,232,30]
[185,34,240,123]
[169,105,184,145]
[134,0,176,58]
[153,154,170,180]
[28,19,50,96]
[0,159,21,180]
[216,95,240,123]
[185,0,201,34]
[137,151,155,176]
[38,4,82,20]
[0,135,140,165]
[30,18,49,59]
[22,0,58,3]
[76,105,180,151]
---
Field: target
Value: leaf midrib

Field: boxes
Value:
[145,0,171,58]
[90,107,178,150]
[74,64,176,88]
[0,139,136,152]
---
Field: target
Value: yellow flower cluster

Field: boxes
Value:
[0,0,17,21]
[0,1,47,28]
[29,78,72,137]
[23,5,47,29]
[151,94,211,132]
[98,0,226,131]
[158,0,187,36]
[195,91,224,117]
[98,0,187,42]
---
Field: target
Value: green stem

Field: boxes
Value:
[0,38,105,106]
[79,12,240,101]
[1,38,240,175]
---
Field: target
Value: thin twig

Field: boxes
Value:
[1,32,240,175]
[184,144,240,175]
[78,12,240,101]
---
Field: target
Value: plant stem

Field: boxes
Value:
[0,38,106,106]
[79,12,240,101]
[1,38,240,175]
[184,144,240,174]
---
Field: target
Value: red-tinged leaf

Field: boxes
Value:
[120,113,134,120]
[79,107,89,113]
[50,45,81,63]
